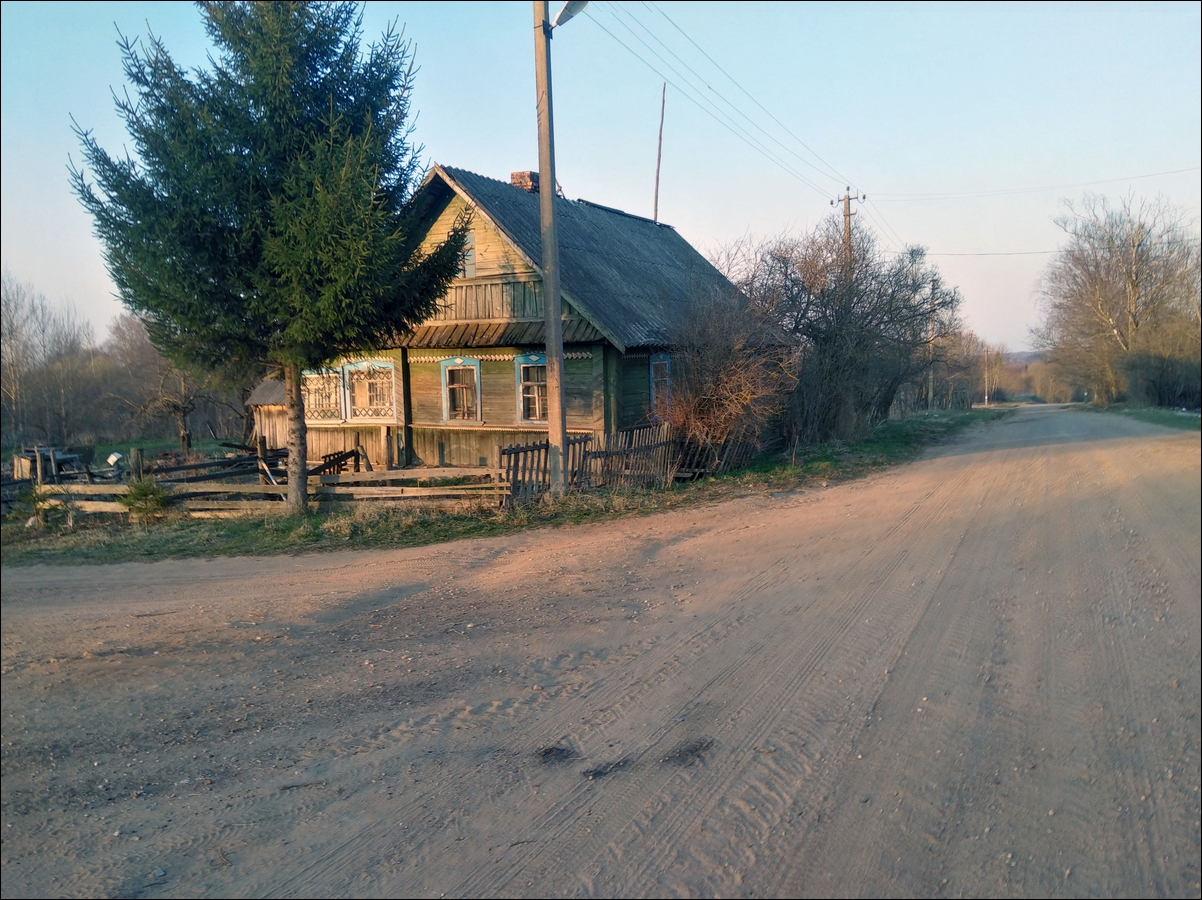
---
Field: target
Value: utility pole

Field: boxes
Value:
[832,187,866,271]
[653,82,665,222]
[928,277,938,410]
[533,1,568,492]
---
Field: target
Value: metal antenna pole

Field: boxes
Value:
[653,82,665,222]
[534,1,568,492]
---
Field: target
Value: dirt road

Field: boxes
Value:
[2,406,1199,898]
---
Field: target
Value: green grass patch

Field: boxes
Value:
[2,408,1008,567]
[1077,403,1201,431]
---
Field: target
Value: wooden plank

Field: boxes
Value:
[166,484,288,496]
[41,484,129,496]
[48,500,126,513]
[309,468,503,485]
[181,500,286,511]
[313,485,507,499]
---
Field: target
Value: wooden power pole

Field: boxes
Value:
[653,82,665,222]
[928,277,938,410]
[832,187,866,271]
[533,1,568,492]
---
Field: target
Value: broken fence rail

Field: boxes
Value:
[23,475,509,517]
[500,433,593,505]
[498,423,764,505]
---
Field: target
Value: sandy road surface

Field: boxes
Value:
[2,406,1199,898]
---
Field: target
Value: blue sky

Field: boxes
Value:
[2,1,1199,349]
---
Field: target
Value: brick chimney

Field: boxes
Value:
[510,170,539,193]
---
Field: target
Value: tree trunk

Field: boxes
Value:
[283,363,308,515]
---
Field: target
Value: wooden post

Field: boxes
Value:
[400,347,414,468]
[356,443,374,473]
[257,435,268,485]
[533,0,568,494]
[34,448,45,486]
[382,425,393,470]
[48,448,59,484]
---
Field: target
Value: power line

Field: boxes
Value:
[644,0,851,188]
[612,2,843,189]
[902,235,1201,257]
[873,167,1202,201]
[583,8,832,199]
[631,3,907,251]
[592,2,831,197]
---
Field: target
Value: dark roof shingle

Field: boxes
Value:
[437,166,734,351]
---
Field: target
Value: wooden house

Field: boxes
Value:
[249,165,736,468]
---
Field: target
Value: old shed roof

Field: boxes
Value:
[427,165,736,352]
[247,377,284,407]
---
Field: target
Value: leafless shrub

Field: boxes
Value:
[661,285,794,460]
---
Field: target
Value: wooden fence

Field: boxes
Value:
[673,427,761,481]
[588,422,675,490]
[4,469,509,519]
[500,434,592,505]
[496,422,767,505]
[4,424,768,518]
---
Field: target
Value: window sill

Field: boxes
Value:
[305,418,398,426]
[414,422,558,431]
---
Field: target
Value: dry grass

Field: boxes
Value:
[1,408,1009,566]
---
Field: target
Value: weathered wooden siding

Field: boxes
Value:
[252,413,395,467]
[409,362,445,424]
[409,427,594,468]
[431,280,543,321]
[420,193,533,279]
[619,355,651,428]
[254,341,615,469]
[564,353,602,431]
[604,345,620,433]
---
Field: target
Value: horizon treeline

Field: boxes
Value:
[1,270,251,454]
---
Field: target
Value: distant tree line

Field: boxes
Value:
[666,193,1199,463]
[1,270,250,452]
[1035,195,1200,408]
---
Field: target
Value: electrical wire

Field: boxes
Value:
[611,1,844,189]
[593,2,834,198]
[588,7,1199,258]
[873,167,1202,201]
[628,2,909,251]
[644,0,851,188]
[583,7,833,200]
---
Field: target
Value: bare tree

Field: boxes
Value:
[1036,195,1201,406]
[1,269,34,440]
[723,218,962,448]
[0,270,105,446]
[982,343,1007,406]
[106,314,249,451]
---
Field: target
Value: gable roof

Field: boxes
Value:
[247,376,284,407]
[423,165,736,352]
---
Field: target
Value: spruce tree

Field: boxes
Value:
[73,2,466,512]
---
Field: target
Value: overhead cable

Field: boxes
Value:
[583,7,833,200]
[873,167,1202,201]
